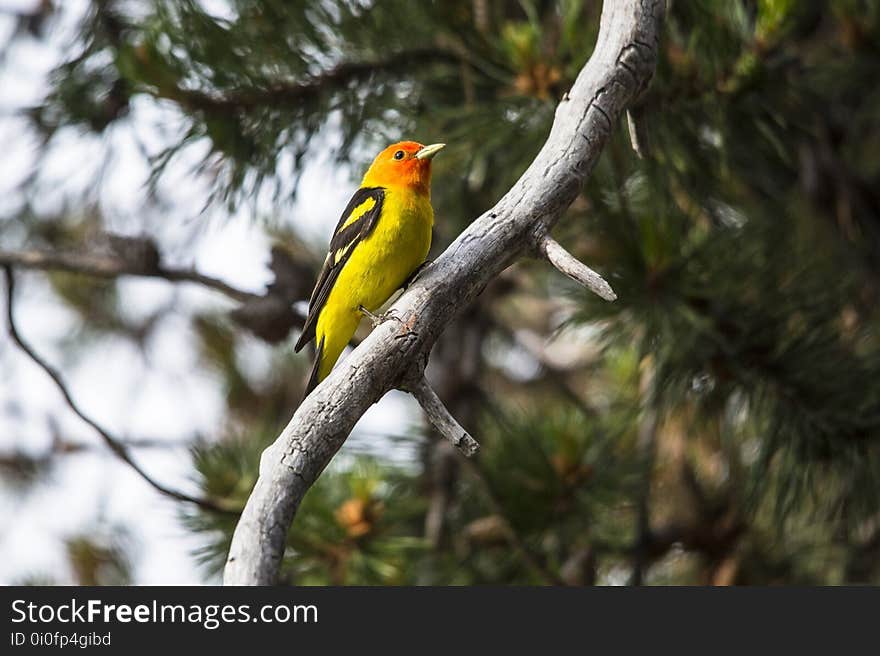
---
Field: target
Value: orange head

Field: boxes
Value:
[360,141,445,195]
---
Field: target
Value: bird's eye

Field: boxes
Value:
[393,150,405,160]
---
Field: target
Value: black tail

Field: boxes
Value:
[302,336,324,401]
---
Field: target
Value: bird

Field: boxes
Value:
[294,141,445,397]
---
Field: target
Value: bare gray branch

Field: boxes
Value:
[407,378,480,457]
[223,0,664,585]
[539,236,617,301]
[2,265,237,515]
[0,247,258,304]
[626,107,651,159]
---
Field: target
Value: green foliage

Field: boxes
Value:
[186,436,426,584]
[566,0,880,532]
[64,525,135,586]
[434,403,642,584]
[283,459,426,585]
[184,436,261,577]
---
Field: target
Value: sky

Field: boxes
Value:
[0,0,422,584]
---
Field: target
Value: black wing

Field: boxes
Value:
[294,186,385,352]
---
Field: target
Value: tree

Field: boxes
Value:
[223,0,661,585]
[2,0,880,585]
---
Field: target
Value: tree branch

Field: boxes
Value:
[405,377,480,457]
[626,105,651,159]
[167,49,462,114]
[223,0,664,585]
[537,236,617,301]
[3,265,237,515]
[0,247,258,304]
[0,243,315,344]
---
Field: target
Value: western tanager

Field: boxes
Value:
[295,141,445,395]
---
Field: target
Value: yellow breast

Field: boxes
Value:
[332,187,433,313]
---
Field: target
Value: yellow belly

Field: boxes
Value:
[315,189,433,379]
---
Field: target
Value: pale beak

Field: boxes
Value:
[415,143,446,160]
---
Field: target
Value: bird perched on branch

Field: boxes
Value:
[295,141,445,396]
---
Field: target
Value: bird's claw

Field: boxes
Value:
[359,305,404,328]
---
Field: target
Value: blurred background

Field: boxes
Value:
[1,0,879,585]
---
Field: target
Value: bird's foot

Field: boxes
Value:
[359,305,404,328]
